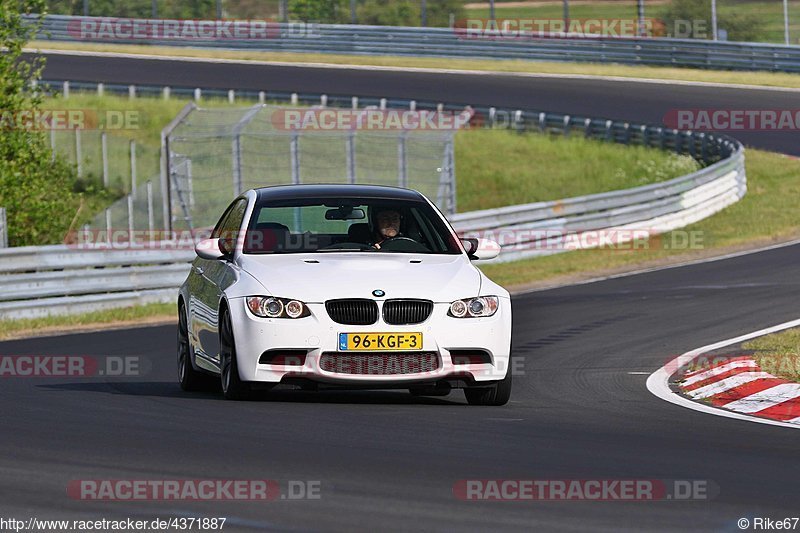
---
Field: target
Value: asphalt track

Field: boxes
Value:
[1,52,798,531]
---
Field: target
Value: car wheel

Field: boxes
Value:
[464,367,512,406]
[219,309,251,401]
[178,303,213,391]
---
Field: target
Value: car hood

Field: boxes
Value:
[238,253,481,302]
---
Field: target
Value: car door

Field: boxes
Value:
[196,198,248,367]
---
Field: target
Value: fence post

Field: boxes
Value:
[397,131,408,188]
[187,159,195,209]
[448,139,456,215]
[0,208,7,248]
[128,85,136,99]
[290,130,300,185]
[97,82,104,96]
[127,194,134,242]
[75,127,82,178]
[130,140,137,195]
[231,135,243,196]
[346,130,356,184]
[290,130,301,230]
[258,91,265,104]
[63,80,69,99]
[50,128,56,163]
[228,89,235,104]
[101,132,109,188]
[105,208,112,244]
[351,96,358,109]
[194,88,202,102]
[146,180,155,237]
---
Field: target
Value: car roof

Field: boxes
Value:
[253,184,425,203]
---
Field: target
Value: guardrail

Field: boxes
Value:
[30,14,800,73]
[0,83,745,319]
[0,245,193,319]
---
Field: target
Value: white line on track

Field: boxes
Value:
[26,47,800,94]
[646,318,800,429]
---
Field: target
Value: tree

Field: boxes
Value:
[289,0,348,23]
[0,0,82,245]
[357,0,419,26]
[660,0,765,42]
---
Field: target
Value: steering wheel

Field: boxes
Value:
[377,236,429,252]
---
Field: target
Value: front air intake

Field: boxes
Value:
[382,299,433,325]
[325,299,379,325]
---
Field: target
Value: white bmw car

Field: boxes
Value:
[177,184,512,405]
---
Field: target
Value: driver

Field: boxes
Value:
[372,208,403,250]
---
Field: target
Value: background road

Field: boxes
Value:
[37,52,800,156]
[1,52,798,531]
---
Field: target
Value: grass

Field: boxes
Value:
[455,129,698,211]
[41,93,192,192]
[479,149,800,288]
[743,328,800,382]
[0,303,175,341]
[29,40,800,90]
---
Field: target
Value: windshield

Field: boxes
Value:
[243,198,461,255]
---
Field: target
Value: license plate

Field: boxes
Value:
[338,332,423,351]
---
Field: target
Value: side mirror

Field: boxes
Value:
[461,237,500,261]
[195,237,226,260]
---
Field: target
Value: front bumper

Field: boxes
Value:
[228,297,512,386]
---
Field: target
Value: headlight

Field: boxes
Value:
[246,296,310,319]
[448,296,499,318]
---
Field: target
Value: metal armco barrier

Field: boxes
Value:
[0,245,194,319]
[29,14,800,73]
[0,83,745,319]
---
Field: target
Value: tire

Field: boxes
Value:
[178,303,213,392]
[464,367,512,406]
[219,309,251,401]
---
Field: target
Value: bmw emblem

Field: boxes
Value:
[372,289,385,297]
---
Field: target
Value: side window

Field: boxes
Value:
[213,199,248,255]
